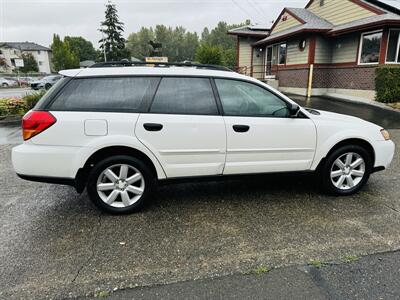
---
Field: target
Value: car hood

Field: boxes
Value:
[306,109,382,129]
[31,80,44,84]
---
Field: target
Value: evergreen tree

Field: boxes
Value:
[99,2,129,61]
[19,53,39,73]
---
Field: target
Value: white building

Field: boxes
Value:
[0,42,52,74]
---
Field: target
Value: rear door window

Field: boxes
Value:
[50,77,158,111]
[150,77,218,115]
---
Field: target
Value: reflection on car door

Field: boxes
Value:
[135,77,226,178]
[214,79,317,175]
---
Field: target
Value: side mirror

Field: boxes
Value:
[288,103,300,117]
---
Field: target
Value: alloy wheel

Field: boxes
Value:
[96,164,145,208]
[330,152,365,190]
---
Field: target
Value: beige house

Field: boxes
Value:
[0,42,52,74]
[227,25,270,77]
[231,0,400,101]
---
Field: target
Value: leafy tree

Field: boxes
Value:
[200,21,249,67]
[126,26,199,62]
[195,44,224,65]
[99,2,129,61]
[223,49,237,68]
[19,53,38,73]
[64,36,97,61]
[125,20,248,66]
[0,56,9,69]
[51,34,79,71]
[126,27,155,60]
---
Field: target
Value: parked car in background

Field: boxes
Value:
[12,63,395,214]
[0,77,18,88]
[17,77,35,86]
[30,75,62,90]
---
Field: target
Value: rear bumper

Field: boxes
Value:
[12,143,82,179]
[17,173,75,186]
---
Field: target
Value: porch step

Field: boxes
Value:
[265,78,279,89]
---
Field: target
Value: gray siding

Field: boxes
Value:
[307,0,377,26]
[331,33,359,63]
[286,38,309,65]
[273,12,302,34]
[315,36,332,64]
[238,37,253,68]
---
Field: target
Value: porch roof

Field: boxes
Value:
[329,12,400,35]
[228,25,270,37]
[253,7,400,46]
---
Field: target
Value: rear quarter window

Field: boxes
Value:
[49,77,158,111]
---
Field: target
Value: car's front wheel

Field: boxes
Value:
[86,155,154,214]
[1,83,8,88]
[321,144,372,195]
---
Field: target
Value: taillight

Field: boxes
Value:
[22,111,56,141]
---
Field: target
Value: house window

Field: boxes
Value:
[359,30,382,64]
[299,39,306,51]
[386,29,400,63]
[38,50,41,55]
[39,61,43,65]
[278,43,287,64]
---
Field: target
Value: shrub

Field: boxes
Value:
[375,66,400,103]
[0,97,27,116]
[195,44,224,65]
[23,90,46,110]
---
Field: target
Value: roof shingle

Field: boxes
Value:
[0,42,51,51]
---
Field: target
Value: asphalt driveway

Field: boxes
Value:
[0,98,399,299]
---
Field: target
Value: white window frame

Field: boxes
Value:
[385,28,400,64]
[358,29,383,65]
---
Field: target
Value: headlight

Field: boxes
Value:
[380,129,390,140]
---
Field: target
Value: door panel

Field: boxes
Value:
[223,116,316,174]
[135,114,226,178]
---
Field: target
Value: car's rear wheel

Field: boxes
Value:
[86,155,154,214]
[321,145,372,195]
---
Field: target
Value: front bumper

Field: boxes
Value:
[374,140,395,170]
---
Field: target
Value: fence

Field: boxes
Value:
[234,65,270,81]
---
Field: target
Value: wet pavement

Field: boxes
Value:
[0,98,399,299]
[0,87,34,98]
[290,94,400,129]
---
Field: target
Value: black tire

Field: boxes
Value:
[321,144,372,195]
[86,155,154,214]
[1,83,8,88]
[44,83,52,90]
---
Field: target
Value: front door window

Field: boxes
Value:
[215,79,289,117]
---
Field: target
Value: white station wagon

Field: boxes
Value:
[12,62,395,214]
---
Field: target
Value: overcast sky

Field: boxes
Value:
[0,0,308,49]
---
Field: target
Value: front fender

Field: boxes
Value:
[310,129,376,170]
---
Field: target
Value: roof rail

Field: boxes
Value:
[90,61,233,72]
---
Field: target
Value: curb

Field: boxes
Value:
[284,93,400,113]
[324,94,400,113]
[0,116,21,126]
